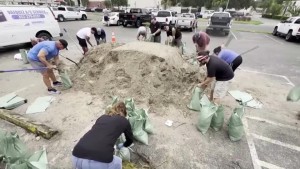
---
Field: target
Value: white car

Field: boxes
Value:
[102,12,120,26]
[202,10,215,19]
[0,5,62,47]
[272,16,300,41]
[176,13,197,31]
[51,6,88,22]
[156,10,177,26]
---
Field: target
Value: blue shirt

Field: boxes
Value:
[218,49,239,64]
[27,41,59,62]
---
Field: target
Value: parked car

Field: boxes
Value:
[206,12,232,36]
[102,12,120,26]
[151,9,159,16]
[0,5,62,47]
[119,8,152,28]
[202,10,214,19]
[272,16,300,41]
[51,6,87,22]
[176,13,197,32]
[156,10,177,27]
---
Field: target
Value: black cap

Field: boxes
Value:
[59,39,68,50]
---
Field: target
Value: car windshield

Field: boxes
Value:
[213,13,230,17]
[157,11,171,17]
[130,9,141,13]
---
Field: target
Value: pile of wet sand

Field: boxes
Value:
[71,42,205,108]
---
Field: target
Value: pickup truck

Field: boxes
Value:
[156,10,177,27]
[272,16,300,41]
[119,8,152,28]
[176,13,197,32]
[51,6,88,22]
[206,12,232,36]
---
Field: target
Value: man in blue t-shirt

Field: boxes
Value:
[213,46,243,72]
[27,39,68,94]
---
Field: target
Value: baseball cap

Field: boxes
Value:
[59,39,68,50]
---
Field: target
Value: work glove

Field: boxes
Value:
[117,143,124,150]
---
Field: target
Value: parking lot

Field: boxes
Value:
[0,13,300,169]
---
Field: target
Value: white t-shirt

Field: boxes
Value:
[76,27,91,39]
[137,26,147,33]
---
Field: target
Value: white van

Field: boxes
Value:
[0,5,62,47]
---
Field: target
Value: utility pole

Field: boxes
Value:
[225,0,230,11]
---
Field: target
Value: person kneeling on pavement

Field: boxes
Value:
[137,26,147,41]
[197,51,234,105]
[92,27,107,45]
[72,102,134,169]
[27,39,68,94]
[213,46,243,72]
[164,25,182,47]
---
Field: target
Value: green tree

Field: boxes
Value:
[287,5,300,16]
[111,0,127,9]
[81,0,88,7]
[269,1,283,16]
[104,0,112,8]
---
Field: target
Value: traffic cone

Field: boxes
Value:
[112,32,116,43]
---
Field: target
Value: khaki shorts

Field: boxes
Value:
[211,81,230,99]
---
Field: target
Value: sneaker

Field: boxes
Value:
[48,88,61,95]
[53,81,63,87]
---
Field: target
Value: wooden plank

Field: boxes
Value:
[0,109,58,139]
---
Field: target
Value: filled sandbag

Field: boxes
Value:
[58,69,73,89]
[128,115,149,145]
[187,87,204,111]
[210,105,225,131]
[228,107,245,142]
[196,102,218,134]
[139,109,154,134]
[287,86,300,102]
[115,135,131,162]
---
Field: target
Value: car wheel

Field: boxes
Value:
[135,20,141,28]
[58,15,65,22]
[117,21,120,26]
[37,32,52,40]
[285,30,293,41]
[81,14,87,20]
[190,28,193,32]
[123,22,128,27]
[272,27,278,36]
[224,32,229,36]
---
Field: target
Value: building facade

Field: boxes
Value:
[127,0,161,8]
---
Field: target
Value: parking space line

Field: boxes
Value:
[246,116,300,132]
[240,69,295,87]
[14,84,36,94]
[251,133,300,152]
[263,34,284,45]
[257,160,285,169]
[230,31,238,40]
[243,118,262,169]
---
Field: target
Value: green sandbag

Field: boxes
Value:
[187,87,204,111]
[228,107,245,142]
[196,103,218,134]
[128,115,148,145]
[115,135,131,162]
[287,86,300,102]
[116,147,131,162]
[0,131,27,163]
[59,70,73,89]
[211,105,225,131]
[125,98,136,116]
[139,109,154,134]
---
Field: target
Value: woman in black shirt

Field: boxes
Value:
[72,102,134,169]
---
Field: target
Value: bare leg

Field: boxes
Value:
[47,69,57,82]
[41,71,52,89]
[83,47,88,55]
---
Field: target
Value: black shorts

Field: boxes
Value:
[77,36,87,48]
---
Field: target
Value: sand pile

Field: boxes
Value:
[71,42,205,107]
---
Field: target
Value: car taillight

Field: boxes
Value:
[166,18,168,22]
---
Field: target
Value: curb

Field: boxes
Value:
[233,29,271,34]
